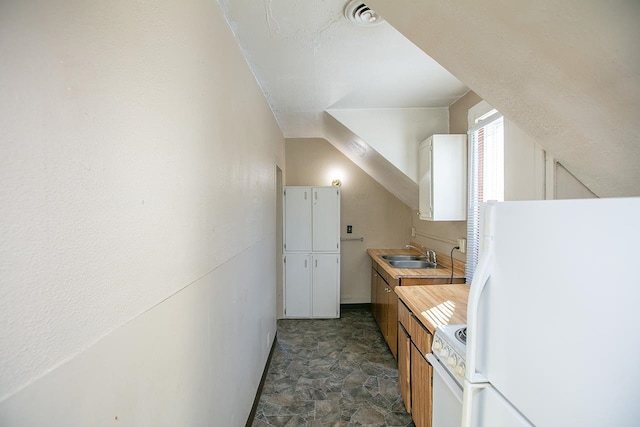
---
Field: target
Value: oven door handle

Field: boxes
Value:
[426,353,463,402]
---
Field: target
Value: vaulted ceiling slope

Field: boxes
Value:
[368,0,640,197]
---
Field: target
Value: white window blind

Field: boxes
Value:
[466,111,504,283]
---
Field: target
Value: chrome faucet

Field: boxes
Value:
[405,243,425,254]
[405,244,437,264]
[429,250,437,265]
[406,243,428,260]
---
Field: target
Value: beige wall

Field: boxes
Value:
[285,138,412,305]
[449,91,483,134]
[556,163,597,199]
[0,0,284,425]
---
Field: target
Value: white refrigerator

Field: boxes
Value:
[463,197,640,426]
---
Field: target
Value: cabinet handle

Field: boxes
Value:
[304,191,307,200]
[305,259,307,268]
[315,191,317,200]
[315,259,318,268]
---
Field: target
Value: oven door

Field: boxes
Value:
[426,353,463,427]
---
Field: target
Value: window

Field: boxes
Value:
[466,106,504,283]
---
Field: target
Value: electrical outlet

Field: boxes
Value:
[411,227,416,237]
[457,238,466,254]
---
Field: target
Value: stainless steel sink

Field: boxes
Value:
[381,254,424,261]
[387,260,439,269]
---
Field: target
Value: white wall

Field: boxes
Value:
[504,119,546,201]
[0,0,284,425]
[327,108,450,182]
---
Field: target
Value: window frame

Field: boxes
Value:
[466,102,504,283]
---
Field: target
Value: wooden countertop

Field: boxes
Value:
[395,284,469,334]
[367,248,465,280]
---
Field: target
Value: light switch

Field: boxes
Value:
[347,225,352,234]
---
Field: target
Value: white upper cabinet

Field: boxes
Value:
[312,187,340,252]
[283,186,340,252]
[283,187,313,251]
[418,134,467,221]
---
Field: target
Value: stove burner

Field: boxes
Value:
[455,327,467,345]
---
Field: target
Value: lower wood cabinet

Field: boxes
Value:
[387,285,398,358]
[398,299,433,427]
[398,323,411,413]
[411,343,433,427]
[370,253,463,361]
[371,263,398,358]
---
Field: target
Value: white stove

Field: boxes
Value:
[432,324,467,387]
[426,323,468,427]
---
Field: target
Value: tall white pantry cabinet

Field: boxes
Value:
[283,186,340,318]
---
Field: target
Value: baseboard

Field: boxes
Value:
[245,332,277,427]
[340,303,371,311]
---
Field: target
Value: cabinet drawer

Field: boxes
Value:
[398,299,412,331]
[409,313,432,356]
[380,268,393,286]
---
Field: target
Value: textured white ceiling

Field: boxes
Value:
[218,0,468,138]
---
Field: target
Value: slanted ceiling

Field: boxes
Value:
[367,0,640,197]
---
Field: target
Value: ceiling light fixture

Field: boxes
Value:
[344,0,384,26]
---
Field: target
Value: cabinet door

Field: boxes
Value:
[312,254,340,318]
[411,343,433,427]
[312,187,340,252]
[431,135,467,221]
[284,187,312,251]
[387,285,398,359]
[398,323,412,413]
[371,267,379,321]
[418,135,467,221]
[284,254,311,317]
[375,274,387,333]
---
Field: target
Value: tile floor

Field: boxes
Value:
[251,308,415,427]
